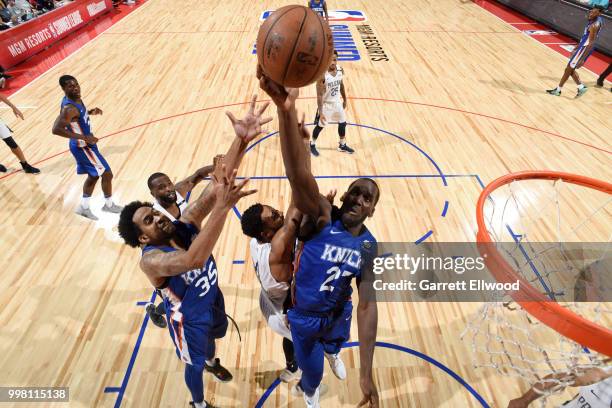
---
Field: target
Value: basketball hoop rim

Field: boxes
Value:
[476,170,612,357]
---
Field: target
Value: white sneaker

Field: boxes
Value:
[291,382,327,397]
[324,352,346,380]
[102,203,124,213]
[303,385,320,408]
[280,367,301,383]
[75,205,99,220]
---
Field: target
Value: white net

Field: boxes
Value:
[463,175,612,406]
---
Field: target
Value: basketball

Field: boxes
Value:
[256,5,334,88]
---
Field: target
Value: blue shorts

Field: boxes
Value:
[568,45,593,69]
[167,291,228,369]
[288,302,353,395]
[69,142,111,177]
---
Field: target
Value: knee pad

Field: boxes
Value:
[3,136,18,149]
[338,122,347,137]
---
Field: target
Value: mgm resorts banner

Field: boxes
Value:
[495,0,612,57]
[358,242,611,302]
[0,0,113,69]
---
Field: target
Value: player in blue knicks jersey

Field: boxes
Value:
[546,5,605,98]
[118,96,270,408]
[258,68,380,408]
[52,75,122,220]
[308,0,329,21]
[144,161,218,328]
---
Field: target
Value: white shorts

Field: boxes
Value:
[259,291,292,340]
[317,101,346,127]
[0,120,13,139]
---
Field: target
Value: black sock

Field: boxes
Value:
[312,125,323,142]
[282,338,297,371]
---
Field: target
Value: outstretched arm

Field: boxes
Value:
[258,68,329,219]
[181,96,271,227]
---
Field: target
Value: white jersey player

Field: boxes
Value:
[310,50,354,156]
[241,203,303,383]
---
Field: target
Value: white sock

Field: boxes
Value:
[339,138,346,146]
[310,140,316,146]
[81,195,91,209]
[205,359,215,367]
[193,402,206,408]
[105,196,114,207]
[578,83,585,89]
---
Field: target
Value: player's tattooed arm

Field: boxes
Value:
[175,164,215,198]
[340,80,347,109]
[52,105,98,144]
[181,155,224,227]
[143,169,256,282]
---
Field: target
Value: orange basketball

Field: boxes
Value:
[257,5,334,88]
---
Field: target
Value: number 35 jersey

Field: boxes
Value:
[142,221,220,325]
[294,217,376,313]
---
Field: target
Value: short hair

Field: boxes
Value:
[59,75,76,88]
[241,203,264,240]
[147,172,167,189]
[348,178,381,205]
[118,201,153,247]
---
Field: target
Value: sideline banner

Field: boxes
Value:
[0,0,112,69]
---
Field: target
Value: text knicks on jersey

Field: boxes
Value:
[321,243,362,269]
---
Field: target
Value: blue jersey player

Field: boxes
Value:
[258,67,380,408]
[546,5,605,98]
[308,0,329,21]
[52,75,122,220]
[118,95,270,408]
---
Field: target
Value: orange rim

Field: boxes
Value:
[476,171,612,357]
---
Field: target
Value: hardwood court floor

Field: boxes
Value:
[0,0,609,407]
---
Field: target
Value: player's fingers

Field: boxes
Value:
[256,101,270,117]
[227,168,238,186]
[234,177,251,191]
[260,116,273,126]
[249,94,257,114]
[225,111,237,124]
[356,397,369,407]
[239,188,258,198]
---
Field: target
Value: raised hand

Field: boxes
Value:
[325,189,337,205]
[256,65,299,111]
[212,167,257,210]
[225,95,272,143]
